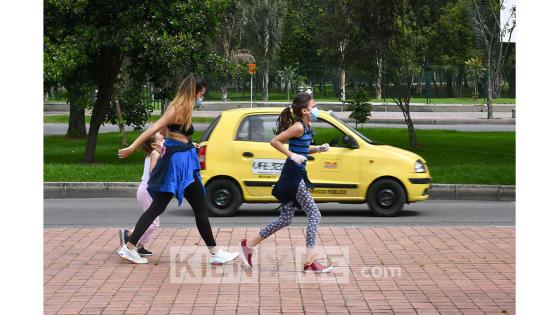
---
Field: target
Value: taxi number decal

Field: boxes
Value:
[252,159,285,174]
[314,189,348,195]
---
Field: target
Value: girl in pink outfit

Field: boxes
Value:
[119,132,164,256]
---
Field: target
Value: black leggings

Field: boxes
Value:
[128,175,216,247]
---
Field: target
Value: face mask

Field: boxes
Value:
[310,107,320,121]
[195,97,203,108]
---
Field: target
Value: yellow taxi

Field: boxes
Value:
[198,107,431,216]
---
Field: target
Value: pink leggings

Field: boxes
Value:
[136,180,160,246]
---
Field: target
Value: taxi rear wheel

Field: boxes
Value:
[205,179,242,217]
[366,179,406,216]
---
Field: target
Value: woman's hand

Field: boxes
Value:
[118,146,135,159]
[289,153,307,165]
[193,142,200,149]
[317,143,330,153]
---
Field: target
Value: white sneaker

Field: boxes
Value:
[117,244,148,264]
[208,250,239,265]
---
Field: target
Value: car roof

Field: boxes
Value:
[222,107,286,115]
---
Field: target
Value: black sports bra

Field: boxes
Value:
[167,124,194,136]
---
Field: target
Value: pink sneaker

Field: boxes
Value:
[240,239,253,269]
[304,260,334,273]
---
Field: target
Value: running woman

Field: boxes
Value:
[117,73,238,265]
[240,92,334,273]
[118,131,164,257]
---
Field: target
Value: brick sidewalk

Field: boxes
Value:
[44,227,515,314]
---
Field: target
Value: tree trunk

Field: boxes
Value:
[406,117,418,149]
[486,55,494,119]
[221,83,228,101]
[83,47,123,163]
[66,85,87,138]
[397,102,418,149]
[445,73,453,97]
[161,99,169,115]
[375,58,382,99]
[457,65,465,98]
[114,91,127,147]
[431,73,438,96]
[262,62,269,101]
[340,68,346,101]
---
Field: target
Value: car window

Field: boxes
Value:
[236,115,278,142]
[201,115,221,142]
[312,118,355,148]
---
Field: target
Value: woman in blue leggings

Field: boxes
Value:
[239,92,333,273]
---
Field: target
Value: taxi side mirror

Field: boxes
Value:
[343,135,358,149]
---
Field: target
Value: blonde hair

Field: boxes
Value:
[168,73,198,129]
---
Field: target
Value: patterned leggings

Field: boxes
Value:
[259,180,321,247]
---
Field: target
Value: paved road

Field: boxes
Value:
[44,121,514,135]
[44,199,515,227]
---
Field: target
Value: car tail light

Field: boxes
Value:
[198,145,207,170]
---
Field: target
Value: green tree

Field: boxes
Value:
[277,0,324,86]
[241,0,286,101]
[319,0,355,101]
[276,65,298,100]
[384,0,428,149]
[465,57,486,99]
[44,5,94,139]
[344,0,397,99]
[347,90,372,128]
[470,0,516,118]
[432,0,478,98]
[44,0,226,162]
[212,0,255,101]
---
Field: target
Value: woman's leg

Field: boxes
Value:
[294,180,321,248]
[183,175,217,250]
[292,180,322,264]
[251,201,297,247]
[127,191,173,248]
[136,182,160,247]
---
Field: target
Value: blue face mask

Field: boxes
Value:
[310,107,320,121]
[195,97,203,108]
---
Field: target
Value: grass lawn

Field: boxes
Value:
[44,128,514,185]
[44,115,215,124]
[356,128,514,185]
[202,88,515,104]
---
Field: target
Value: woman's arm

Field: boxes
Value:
[270,123,304,158]
[118,107,175,159]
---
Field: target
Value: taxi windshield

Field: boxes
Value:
[328,112,379,145]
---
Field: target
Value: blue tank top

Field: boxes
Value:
[288,121,313,168]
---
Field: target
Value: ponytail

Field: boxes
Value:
[274,92,312,134]
[273,106,295,135]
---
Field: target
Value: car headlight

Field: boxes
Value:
[414,160,427,173]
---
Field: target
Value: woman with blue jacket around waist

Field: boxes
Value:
[239,92,334,273]
[117,73,238,265]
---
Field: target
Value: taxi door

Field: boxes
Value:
[232,114,285,198]
[305,118,362,200]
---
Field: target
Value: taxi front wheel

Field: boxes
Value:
[367,179,406,216]
[205,179,242,217]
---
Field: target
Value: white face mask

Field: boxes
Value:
[310,107,320,121]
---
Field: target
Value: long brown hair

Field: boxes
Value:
[168,73,207,129]
[273,92,312,135]
[141,134,158,157]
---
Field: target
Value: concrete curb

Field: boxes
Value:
[44,182,515,201]
[352,118,515,125]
